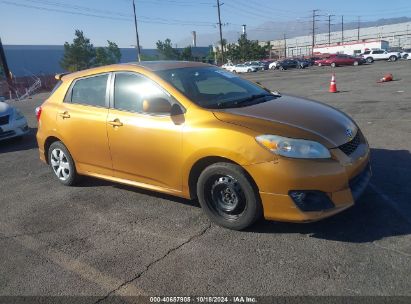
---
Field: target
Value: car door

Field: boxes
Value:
[372,50,384,60]
[106,72,183,192]
[56,73,112,176]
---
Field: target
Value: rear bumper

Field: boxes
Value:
[244,148,371,222]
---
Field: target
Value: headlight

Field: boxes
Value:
[256,135,331,159]
[14,109,25,120]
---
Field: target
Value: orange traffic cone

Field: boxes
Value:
[377,73,393,83]
[329,73,338,93]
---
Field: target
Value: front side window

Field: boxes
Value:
[113,73,171,113]
[157,67,277,109]
[70,74,108,107]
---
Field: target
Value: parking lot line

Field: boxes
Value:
[369,183,411,226]
[0,221,145,297]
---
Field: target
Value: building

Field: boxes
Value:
[262,21,411,58]
[313,40,389,56]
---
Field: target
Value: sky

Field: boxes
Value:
[1,0,411,48]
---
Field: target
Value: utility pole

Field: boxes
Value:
[216,0,224,64]
[132,0,141,62]
[328,14,335,46]
[311,9,320,55]
[341,15,344,44]
[357,16,360,41]
[283,33,287,58]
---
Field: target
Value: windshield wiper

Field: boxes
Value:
[215,93,276,109]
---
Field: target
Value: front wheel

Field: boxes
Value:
[331,62,336,68]
[389,55,397,61]
[366,57,373,63]
[353,61,359,66]
[247,69,251,72]
[318,62,322,67]
[48,141,79,186]
[197,163,262,230]
[403,54,408,60]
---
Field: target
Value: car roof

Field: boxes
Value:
[60,61,213,81]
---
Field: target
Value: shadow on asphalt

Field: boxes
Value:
[0,128,38,153]
[249,148,411,243]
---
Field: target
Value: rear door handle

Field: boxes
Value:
[58,111,70,119]
[108,119,123,127]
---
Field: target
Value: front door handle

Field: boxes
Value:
[108,118,123,127]
[58,111,70,119]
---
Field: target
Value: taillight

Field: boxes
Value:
[35,106,42,121]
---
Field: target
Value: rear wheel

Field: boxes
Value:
[247,69,252,72]
[389,55,397,61]
[48,141,79,186]
[197,163,262,230]
[279,66,285,71]
[353,61,359,66]
[331,62,336,68]
[318,62,322,67]
[403,54,408,60]
[232,70,237,73]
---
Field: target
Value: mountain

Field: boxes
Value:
[177,16,411,46]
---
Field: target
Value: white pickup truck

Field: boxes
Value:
[361,49,401,63]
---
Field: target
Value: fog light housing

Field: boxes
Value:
[289,190,334,211]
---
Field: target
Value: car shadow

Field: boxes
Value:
[0,127,38,154]
[78,176,200,209]
[248,148,411,243]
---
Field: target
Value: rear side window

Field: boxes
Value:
[70,74,108,107]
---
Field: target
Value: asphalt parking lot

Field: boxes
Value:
[1,60,410,300]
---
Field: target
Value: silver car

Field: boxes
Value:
[0,102,29,141]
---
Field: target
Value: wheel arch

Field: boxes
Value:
[187,156,259,200]
[44,136,63,164]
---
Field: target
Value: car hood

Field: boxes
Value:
[0,102,13,116]
[212,95,357,148]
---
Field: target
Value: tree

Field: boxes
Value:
[60,30,95,72]
[224,35,270,63]
[180,46,193,61]
[156,39,179,60]
[94,41,121,66]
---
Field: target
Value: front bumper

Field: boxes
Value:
[244,144,371,222]
[0,118,29,141]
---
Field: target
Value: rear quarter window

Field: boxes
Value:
[67,74,109,107]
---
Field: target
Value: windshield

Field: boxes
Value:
[156,67,276,109]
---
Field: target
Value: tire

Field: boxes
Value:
[353,61,359,66]
[270,66,276,70]
[197,162,262,230]
[366,57,373,63]
[247,69,251,72]
[232,70,237,73]
[331,62,336,68]
[279,66,285,71]
[403,54,408,60]
[318,62,322,67]
[48,141,79,186]
[389,55,397,61]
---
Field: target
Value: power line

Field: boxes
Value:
[0,0,216,26]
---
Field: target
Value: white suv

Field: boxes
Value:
[361,49,401,63]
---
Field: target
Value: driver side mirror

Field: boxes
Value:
[142,97,172,114]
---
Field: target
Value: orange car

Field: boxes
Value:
[36,61,371,230]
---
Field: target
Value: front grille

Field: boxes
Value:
[0,115,9,126]
[338,130,363,156]
[0,130,15,139]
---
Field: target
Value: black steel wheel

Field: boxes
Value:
[197,162,262,230]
